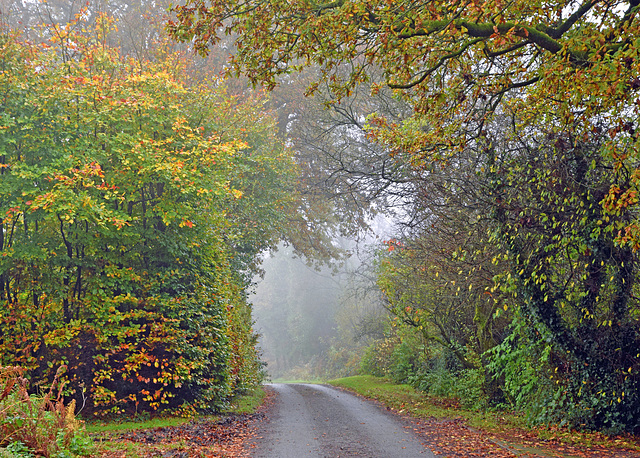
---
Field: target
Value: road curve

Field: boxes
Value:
[249,383,435,458]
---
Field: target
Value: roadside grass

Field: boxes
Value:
[86,416,193,434]
[327,375,640,453]
[89,386,266,455]
[227,386,267,414]
[328,375,472,421]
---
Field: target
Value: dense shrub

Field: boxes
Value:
[359,334,491,411]
[359,336,400,378]
[389,340,420,384]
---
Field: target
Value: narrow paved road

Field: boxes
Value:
[249,383,435,457]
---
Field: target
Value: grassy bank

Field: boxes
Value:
[328,375,640,454]
[328,375,519,430]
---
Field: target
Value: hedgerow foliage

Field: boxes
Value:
[0,18,292,415]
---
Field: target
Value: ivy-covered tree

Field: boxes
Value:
[482,121,640,431]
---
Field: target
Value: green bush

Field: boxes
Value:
[359,338,398,377]
[409,361,455,396]
[389,340,420,384]
[453,368,488,410]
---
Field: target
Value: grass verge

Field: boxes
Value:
[227,385,267,414]
[86,416,193,434]
[327,375,640,454]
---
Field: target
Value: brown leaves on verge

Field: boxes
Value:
[96,389,277,457]
[408,415,640,458]
[96,415,257,458]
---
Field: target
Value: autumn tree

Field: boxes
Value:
[168,0,640,235]
[0,18,294,414]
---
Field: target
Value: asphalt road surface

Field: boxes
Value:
[250,383,436,457]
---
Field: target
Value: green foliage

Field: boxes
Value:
[489,313,640,433]
[2,441,33,457]
[387,339,419,385]
[357,327,489,410]
[321,345,362,379]
[452,369,488,411]
[358,345,386,379]
[408,356,457,398]
[486,320,544,414]
[0,17,293,415]
[359,335,399,379]
[374,238,506,407]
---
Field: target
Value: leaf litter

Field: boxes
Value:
[95,390,277,457]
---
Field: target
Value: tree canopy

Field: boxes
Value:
[170,3,637,127]
[169,0,640,248]
[169,0,640,432]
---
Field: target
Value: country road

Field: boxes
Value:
[248,383,435,457]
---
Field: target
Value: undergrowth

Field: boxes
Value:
[0,366,93,457]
